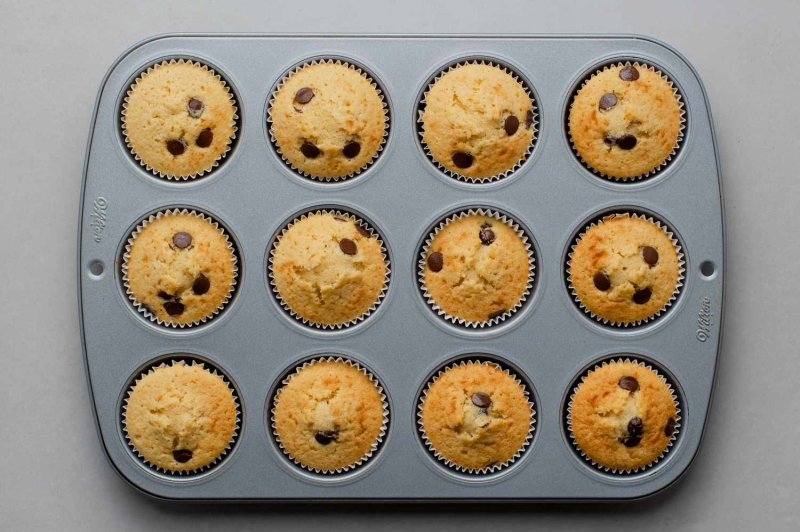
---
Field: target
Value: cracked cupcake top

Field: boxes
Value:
[569,214,680,324]
[270,212,386,326]
[570,360,678,471]
[420,361,532,471]
[272,360,385,472]
[125,363,237,472]
[421,63,534,179]
[423,214,530,323]
[124,212,236,325]
[568,63,682,179]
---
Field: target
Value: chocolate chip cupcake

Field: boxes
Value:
[269,211,389,328]
[271,357,388,473]
[122,209,238,327]
[567,213,683,326]
[122,59,238,179]
[568,62,684,179]
[123,361,239,473]
[568,359,680,472]
[268,60,388,180]
[419,61,536,181]
[418,360,534,473]
[420,209,533,326]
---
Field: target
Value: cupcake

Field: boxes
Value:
[419,61,535,181]
[271,357,388,473]
[421,210,533,326]
[122,209,238,327]
[123,361,239,473]
[270,211,388,328]
[418,360,534,472]
[268,60,388,180]
[568,62,683,179]
[122,59,238,179]
[568,213,683,325]
[568,359,680,472]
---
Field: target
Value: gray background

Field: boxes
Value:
[0,0,797,529]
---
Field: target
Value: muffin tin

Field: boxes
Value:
[78,34,725,502]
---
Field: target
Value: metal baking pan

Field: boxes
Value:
[77,33,725,502]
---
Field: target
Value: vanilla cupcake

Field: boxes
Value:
[122,59,237,179]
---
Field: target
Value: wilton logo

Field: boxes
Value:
[696,296,712,342]
[91,197,107,243]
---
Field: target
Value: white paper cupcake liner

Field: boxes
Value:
[121,58,239,180]
[121,359,242,476]
[418,208,535,328]
[267,58,390,182]
[417,359,536,475]
[270,356,390,475]
[566,357,682,474]
[121,208,239,328]
[268,209,391,329]
[417,59,538,184]
[568,61,686,181]
[566,212,685,327]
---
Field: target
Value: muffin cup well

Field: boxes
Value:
[121,58,239,181]
[270,356,390,475]
[566,357,682,475]
[566,212,685,327]
[417,59,539,184]
[121,208,239,328]
[567,61,686,181]
[268,209,391,330]
[418,208,535,328]
[417,359,536,475]
[121,359,242,476]
[267,58,390,182]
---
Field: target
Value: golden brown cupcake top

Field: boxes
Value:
[568,63,682,179]
[570,360,678,471]
[569,214,680,324]
[420,361,533,471]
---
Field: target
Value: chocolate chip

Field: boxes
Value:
[488,309,506,320]
[300,141,320,158]
[628,417,644,436]
[172,232,192,249]
[295,87,314,104]
[315,431,337,445]
[664,417,677,437]
[618,376,639,393]
[187,98,204,118]
[355,224,371,238]
[479,227,496,246]
[604,135,618,146]
[427,252,443,272]
[172,449,193,463]
[163,301,185,317]
[471,391,492,408]
[196,128,213,148]
[343,141,361,159]
[157,291,172,300]
[333,216,348,223]
[621,435,642,447]
[504,115,520,135]
[166,139,186,156]
[642,246,659,266]
[525,109,534,128]
[599,93,618,110]
[617,134,637,150]
[593,271,611,291]
[633,287,652,304]
[619,65,640,82]
[452,151,473,169]
[192,274,210,295]
[339,238,357,255]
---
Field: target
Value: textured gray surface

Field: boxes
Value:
[1,0,798,529]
